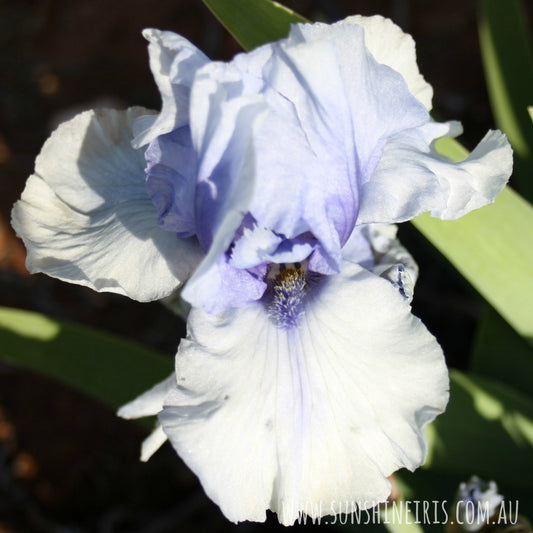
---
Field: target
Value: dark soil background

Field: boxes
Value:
[0,1,531,532]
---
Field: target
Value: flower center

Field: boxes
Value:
[267,265,307,329]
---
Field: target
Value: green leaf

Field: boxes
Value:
[471,307,533,397]
[413,137,533,342]
[0,307,172,409]
[202,0,306,51]
[425,370,533,486]
[479,0,533,199]
[474,1,533,375]
[394,470,460,533]
[412,186,533,341]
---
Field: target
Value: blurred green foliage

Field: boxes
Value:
[0,306,172,409]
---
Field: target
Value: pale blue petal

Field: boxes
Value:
[341,225,374,269]
[265,235,316,265]
[239,27,429,270]
[291,15,433,110]
[145,125,197,236]
[188,65,267,250]
[358,128,513,223]
[132,29,209,148]
[184,254,267,314]
[180,67,269,310]
[279,22,429,181]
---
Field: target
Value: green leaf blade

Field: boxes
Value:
[412,186,533,341]
[202,0,306,51]
[425,370,533,486]
[471,308,533,397]
[479,0,533,199]
[0,307,173,409]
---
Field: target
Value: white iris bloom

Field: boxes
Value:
[12,14,512,527]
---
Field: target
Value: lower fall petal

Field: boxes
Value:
[159,262,449,525]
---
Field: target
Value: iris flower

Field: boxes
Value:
[454,476,504,532]
[12,15,512,526]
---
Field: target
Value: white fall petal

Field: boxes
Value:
[158,261,449,525]
[11,107,203,302]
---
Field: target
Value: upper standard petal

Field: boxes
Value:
[291,15,433,110]
[245,29,428,267]
[138,16,512,313]
[132,29,210,148]
[174,20,431,311]
[145,125,197,237]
